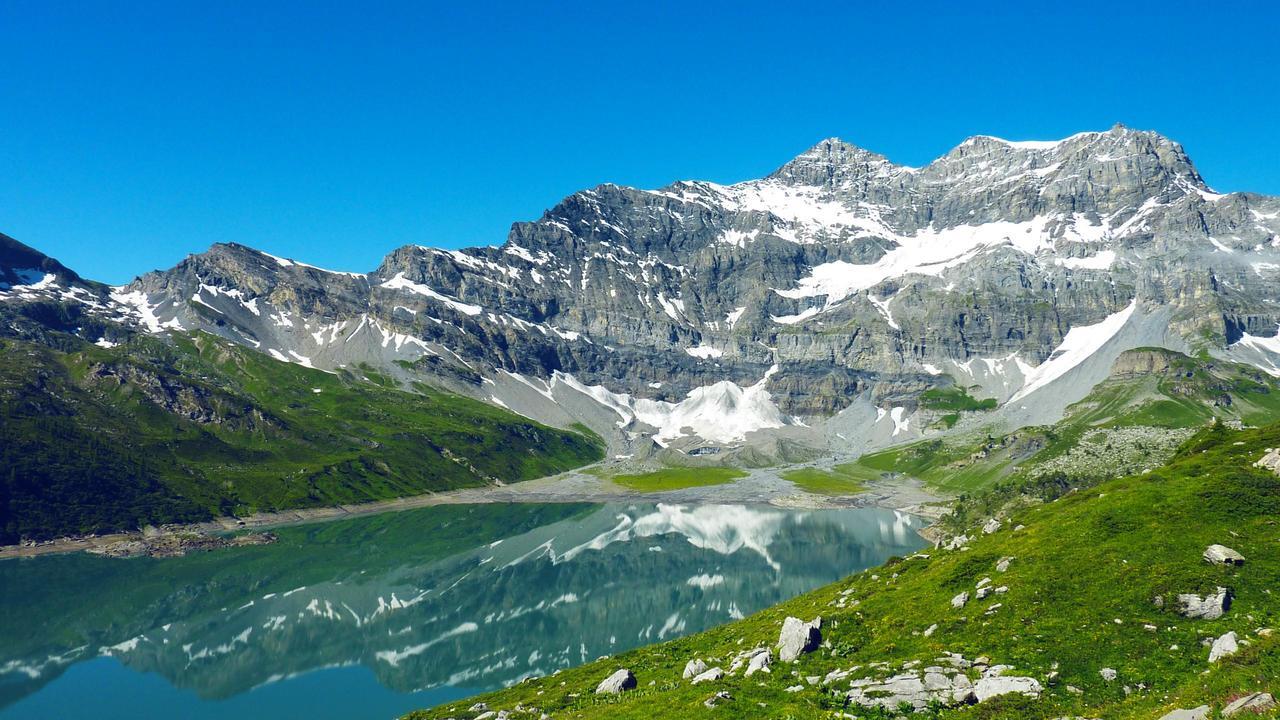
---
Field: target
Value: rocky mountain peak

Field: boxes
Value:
[767,137,901,187]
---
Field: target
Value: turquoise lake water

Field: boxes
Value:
[0,502,924,719]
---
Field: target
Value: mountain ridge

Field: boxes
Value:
[5,126,1280,463]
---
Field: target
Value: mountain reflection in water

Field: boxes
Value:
[0,502,924,719]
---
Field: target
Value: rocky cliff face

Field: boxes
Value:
[6,125,1280,456]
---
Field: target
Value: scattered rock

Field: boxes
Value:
[1254,447,1280,475]
[982,518,1002,534]
[923,623,938,637]
[1203,544,1246,566]
[777,616,822,662]
[973,675,1042,703]
[1176,587,1233,620]
[745,649,771,676]
[682,659,707,679]
[996,556,1014,572]
[847,669,974,711]
[1222,692,1276,716]
[1157,706,1210,720]
[1209,631,1239,662]
[703,691,731,708]
[595,669,636,694]
[690,667,724,685]
[951,591,970,609]
[1100,668,1117,682]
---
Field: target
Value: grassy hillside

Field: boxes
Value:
[405,421,1280,719]
[0,333,603,543]
[843,348,1280,497]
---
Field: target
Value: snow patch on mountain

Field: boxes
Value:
[380,273,482,316]
[546,366,789,444]
[1010,300,1137,402]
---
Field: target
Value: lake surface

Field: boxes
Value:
[0,502,925,720]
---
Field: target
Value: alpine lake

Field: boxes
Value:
[0,502,925,720]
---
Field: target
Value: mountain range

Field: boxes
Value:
[7,124,1280,459]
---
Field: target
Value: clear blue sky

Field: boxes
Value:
[2,1,1278,284]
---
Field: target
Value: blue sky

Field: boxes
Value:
[2,1,1278,284]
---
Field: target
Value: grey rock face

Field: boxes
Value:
[776,616,822,662]
[594,668,636,694]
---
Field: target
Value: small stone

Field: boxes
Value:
[1203,544,1246,566]
[1222,692,1276,716]
[923,623,937,637]
[983,518,1002,534]
[690,667,724,685]
[745,649,772,676]
[1100,668,1117,682]
[595,668,637,694]
[682,659,707,679]
[1209,631,1239,663]
[1176,587,1232,620]
[703,691,731,708]
[996,556,1014,572]
[951,591,970,609]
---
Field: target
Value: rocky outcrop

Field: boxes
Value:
[1209,631,1239,663]
[1203,544,1245,566]
[594,669,636,694]
[689,667,723,685]
[1176,587,1233,620]
[776,616,822,662]
[681,659,707,679]
[845,657,1041,712]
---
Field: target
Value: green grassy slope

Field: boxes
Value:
[0,333,604,543]
[405,422,1280,720]
[846,348,1280,496]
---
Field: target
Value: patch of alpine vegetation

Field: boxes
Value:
[403,422,1280,719]
[842,347,1280,503]
[0,332,603,543]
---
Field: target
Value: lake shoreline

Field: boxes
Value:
[0,466,948,560]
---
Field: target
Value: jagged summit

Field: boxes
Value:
[767,137,902,186]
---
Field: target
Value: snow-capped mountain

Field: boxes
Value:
[6,124,1280,457]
